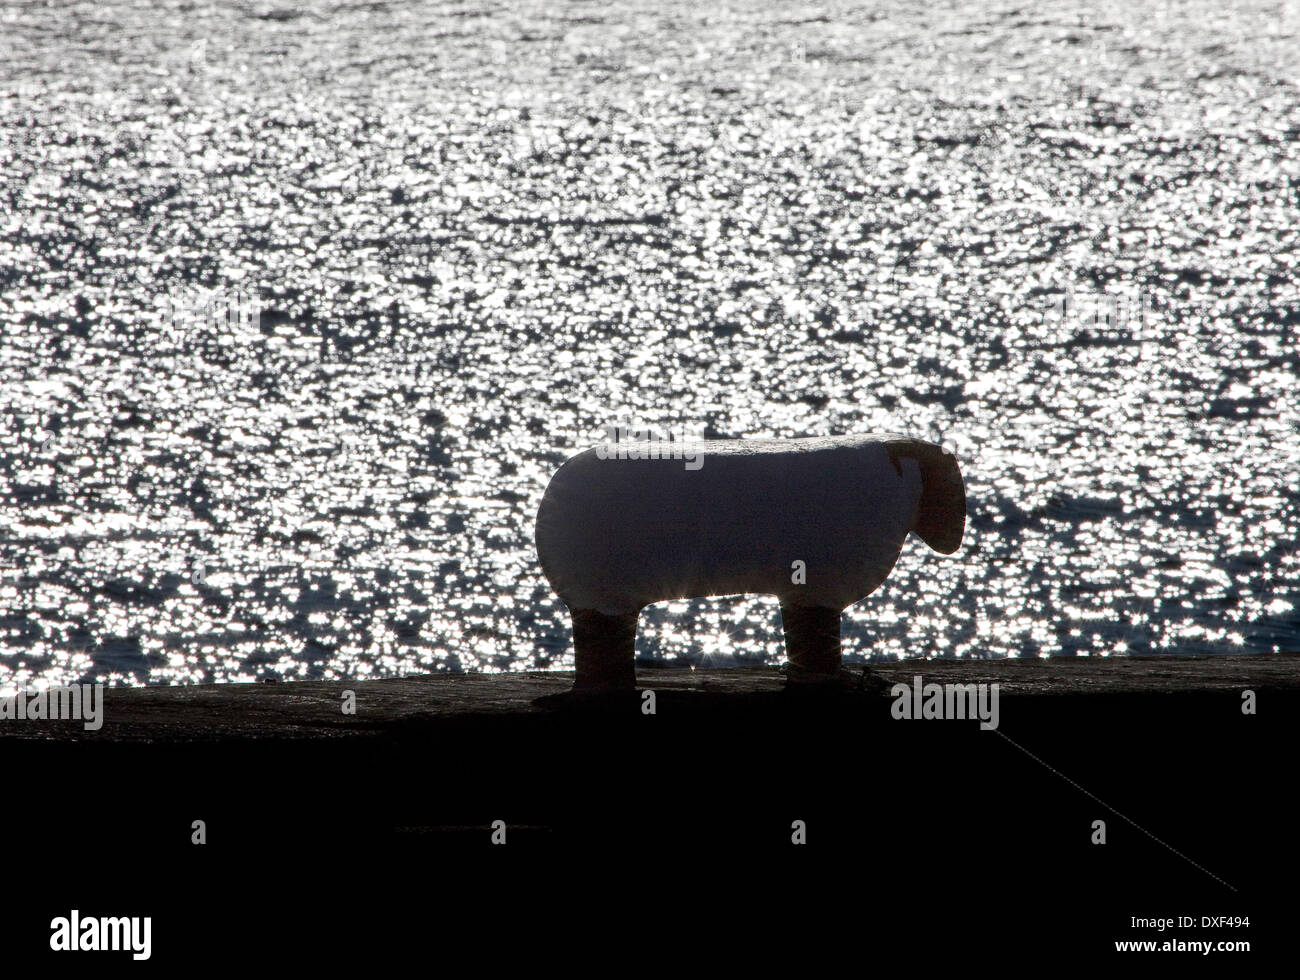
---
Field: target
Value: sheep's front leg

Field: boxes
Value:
[569,607,639,692]
[779,603,844,684]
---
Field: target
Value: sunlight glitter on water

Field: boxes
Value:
[1,0,1297,690]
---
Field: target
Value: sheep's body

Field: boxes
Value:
[535,433,965,692]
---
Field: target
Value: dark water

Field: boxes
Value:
[1,0,1297,691]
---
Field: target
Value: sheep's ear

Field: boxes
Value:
[912,447,965,554]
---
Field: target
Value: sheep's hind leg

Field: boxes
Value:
[570,607,638,692]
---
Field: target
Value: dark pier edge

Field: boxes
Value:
[5,654,1296,963]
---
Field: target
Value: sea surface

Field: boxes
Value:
[1,0,1297,691]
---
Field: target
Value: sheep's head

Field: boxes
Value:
[894,443,965,555]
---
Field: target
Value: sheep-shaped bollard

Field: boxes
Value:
[535,433,965,692]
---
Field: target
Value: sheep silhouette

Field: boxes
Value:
[535,433,965,692]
